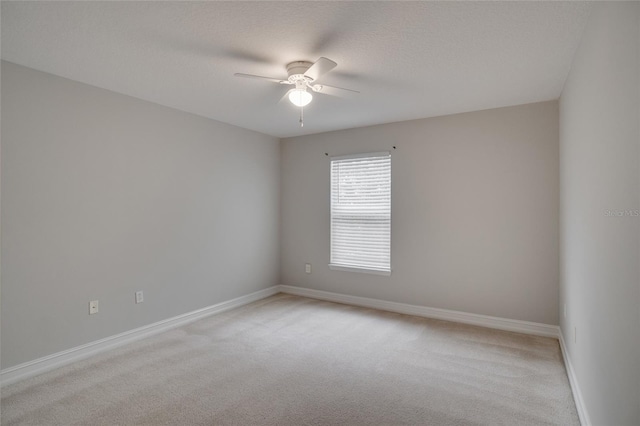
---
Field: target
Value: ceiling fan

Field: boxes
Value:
[234,57,359,127]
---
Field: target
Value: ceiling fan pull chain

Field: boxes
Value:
[299,107,304,127]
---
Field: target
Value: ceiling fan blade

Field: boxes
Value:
[312,83,360,97]
[304,57,337,81]
[234,73,288,84]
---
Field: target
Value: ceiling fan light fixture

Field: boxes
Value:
[289,89,312,107]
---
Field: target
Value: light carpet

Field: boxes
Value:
[2,294,578,425]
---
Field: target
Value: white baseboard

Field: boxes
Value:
[1,286,280,387]
[559,331,591,426]
[278,285,560,338]
[1,285,562,389]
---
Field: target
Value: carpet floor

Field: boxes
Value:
[2,294,579,425]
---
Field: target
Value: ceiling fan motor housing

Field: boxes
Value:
[287,61,314,82]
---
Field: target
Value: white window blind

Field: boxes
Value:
[330,152,391,275]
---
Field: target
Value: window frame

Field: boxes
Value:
[329,151,392,276]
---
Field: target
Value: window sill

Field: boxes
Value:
[328,264,391,276]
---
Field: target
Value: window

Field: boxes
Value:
[330,152,391,275]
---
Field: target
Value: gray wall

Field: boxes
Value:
[559,3,640,425]
[1,61,280,369]
[281,101,559,325]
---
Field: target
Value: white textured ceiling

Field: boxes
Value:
[1,1,591,138]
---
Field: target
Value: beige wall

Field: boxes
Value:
[559,3,640,425]
[1,61,280,369]
[281,101,559,325]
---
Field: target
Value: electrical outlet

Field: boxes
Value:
[305,263,311,274]
[89,300,99,315]
[135,291,144,304]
